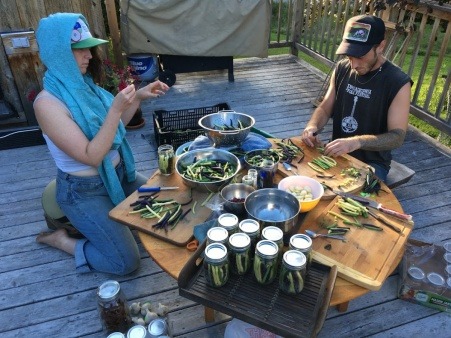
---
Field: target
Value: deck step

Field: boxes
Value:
[387,160,415,189]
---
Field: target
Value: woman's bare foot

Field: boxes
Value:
[36,228,77,255]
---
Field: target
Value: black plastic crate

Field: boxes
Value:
[153,103,230,150]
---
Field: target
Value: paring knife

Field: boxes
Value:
[334,191,412,221]
[138,186,179,192]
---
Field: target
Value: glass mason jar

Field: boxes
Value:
[289,234,313,271]
[218,213,239,235]
[228,233,252,275]
[247,168,258,188]
[204,243,229,287]
[279,250,307,294]
[257,159,276,188]
[157,144,175,175]
[253,240,279,285]
[97,280,132,335]
[261,226,284,252]
[239,219,260,255]
[207,226,229,246]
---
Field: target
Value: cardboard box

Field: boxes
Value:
[398,239,451,313]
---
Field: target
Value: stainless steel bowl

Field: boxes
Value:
[175,148,241,192]
[198,110,255,147]
[243,149,281,169]
[245,188,300,244]
[220,183,255,216]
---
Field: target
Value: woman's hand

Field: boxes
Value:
[111,84,137,115]
[136,80,170,100]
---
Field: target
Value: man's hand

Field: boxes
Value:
[323,137,360,157]
[301,126,322,147]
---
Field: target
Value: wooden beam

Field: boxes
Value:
[104,0,123,65]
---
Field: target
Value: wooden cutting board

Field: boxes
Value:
[109,172,212,246]
[270,137,371,199]
[299,196,413,291]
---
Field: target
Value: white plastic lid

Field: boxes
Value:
[427,272,445,286]
[262,226,283,242]
[407,266,425,280]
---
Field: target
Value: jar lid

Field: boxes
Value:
[283,250,306,269]
[446,265,451,275]
[207,227,229,242]
[444,252,451,263]
[205,243,228,261]
[97,280,120,301]
[239,219,260,234]
[290,234,312,250]
[407,266,425,280]
[107,332,125,338]
[229,233,251,249]
[427,272,445,286]
[261,226,283,242]
[256,240,278,257]
[148,318,167,336]
[443,241,451,252]
[447,277,451,289]
[127,325,147,338]
[218,213,239,229]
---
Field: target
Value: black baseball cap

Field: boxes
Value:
[336,15,385,57]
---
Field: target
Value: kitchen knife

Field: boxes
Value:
[138,186,179,192]
[334,191,412,221]
[367,210,404,235]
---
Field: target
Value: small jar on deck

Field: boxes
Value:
[228,233,252,275]
[279,250,307,294]
[204,243,230,287]
[289,234,313,271]
[253,240,279,285]
[97,280,132,335]
[218,213,239,235]
[157,144,175,175]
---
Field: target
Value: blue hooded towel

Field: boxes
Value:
[36,13,136,205]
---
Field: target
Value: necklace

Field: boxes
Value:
[354,66,382,85]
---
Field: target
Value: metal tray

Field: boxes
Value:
[178,240,337,338]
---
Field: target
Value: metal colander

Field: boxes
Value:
[198,110,255,147]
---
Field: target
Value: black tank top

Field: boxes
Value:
[332,59,412,170]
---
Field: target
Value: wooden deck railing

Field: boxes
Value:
[269,0,451,136]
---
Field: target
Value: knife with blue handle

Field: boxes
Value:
[138,186,179,192]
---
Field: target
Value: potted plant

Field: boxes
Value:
[102,59,145,129]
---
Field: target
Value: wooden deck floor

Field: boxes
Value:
[1,55,450,337]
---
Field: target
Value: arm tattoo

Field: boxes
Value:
[359,128,406,151]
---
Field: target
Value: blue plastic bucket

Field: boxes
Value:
[127,54,159,81]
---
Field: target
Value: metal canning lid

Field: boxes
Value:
[207,227,229,242]
[407,266,425,280]
[148,318,167,336]
[127,325,147,338]
[107,332,125,338]
[444,252,451,263]
[229,233,251,249]
[443,241,451,252]
[447,277,451,288]
[218,213,239,229]
[283,250,307,269]
[290,234,312,251]
[205,243,228,262]
[256,240,278,258]
[261,226,283,242]
[446,265,451,275]
[97,280,120,301]
[427,272,445,286]
[239,219,260,235]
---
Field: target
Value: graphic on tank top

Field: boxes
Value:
[341,83,372,133]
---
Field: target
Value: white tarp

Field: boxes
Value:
[120,0,271,57]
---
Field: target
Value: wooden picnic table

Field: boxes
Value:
[110,137,413,318]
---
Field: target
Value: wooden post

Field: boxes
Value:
[104,0,123,65]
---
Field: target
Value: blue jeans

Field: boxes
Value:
[56,161,148,275]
